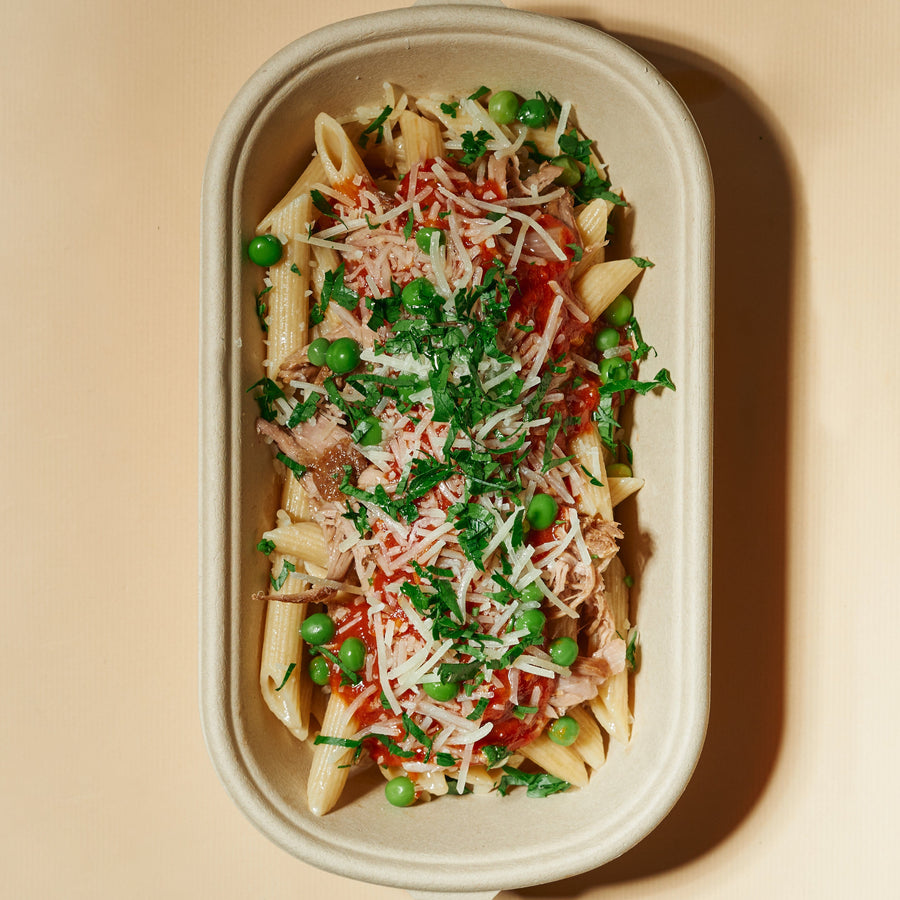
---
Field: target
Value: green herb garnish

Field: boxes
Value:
[276,452,307,482]
[270,559,295,591]
[358,105,393,148]
[497,765,571,798]
[274,663,296,691]
[459,129,493,165]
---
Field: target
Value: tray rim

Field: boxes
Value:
[200,4,713,892]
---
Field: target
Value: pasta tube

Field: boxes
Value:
[574,259,643,322]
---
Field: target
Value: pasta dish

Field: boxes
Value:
[247,85,672,814]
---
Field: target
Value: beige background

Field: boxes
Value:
[2,0,898,897]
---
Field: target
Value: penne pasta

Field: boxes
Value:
[314,112,372,185]
[566,704,607,770]
[309,244,340,303]
[282,474,312,521]
[572,197,609,278]
[261,521,328,569]
[609,475,644,508]
[519,734,589,788]
[415,96,484,138]
[307,691,357,816]
[263,193,313,380]
[574,258,643,323]
[570,427,614,521]
[398,111,444,170]
[259,553,313,740]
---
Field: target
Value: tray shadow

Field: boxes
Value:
[510,24,795,898]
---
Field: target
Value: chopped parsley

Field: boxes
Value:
[314,734,361,749]
[481,744,510,768]
[309,263,360,325]
[459,129,493,166]
[497,765,571,798]
[287,391,320,427]
[274,663,296,691]
[270,559,295,591]
[316,646,361,685]
[310,189,340,220]
[276,452,306,482]
[247,377,284,422]
[255,284,272,332]
[626,630,639,670]
[358,105,393,148]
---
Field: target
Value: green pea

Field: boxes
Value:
[607,462,633,477]
[307,337,330,367]
[300,612,335,646]
[338,636,366,672]
[519,581,544,605]
[309,655,330,685]
[516,607,546,635]
[548,715,580,747]
[423,680,457,702]
[599,356,630,385]
[550,155,580,187]
[385,775,416,807]
[594,327,620,352]
[517,97,549,129]
[247,234,283,266]
[357,416,383,447]
[401,277,437,313]
[526,492,558,530]
[488,90,520,125]
[603,293,633,326]
[548,636,578,667]
[415,227,445,254]
[324,336,361,374]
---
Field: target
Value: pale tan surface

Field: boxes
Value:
[1,1,897,898]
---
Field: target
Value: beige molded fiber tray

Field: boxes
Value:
[199,1,713,895]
